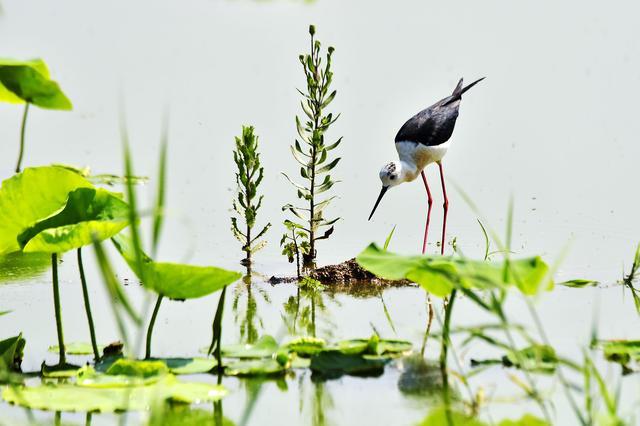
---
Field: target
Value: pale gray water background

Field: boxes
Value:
[1,0,640,424]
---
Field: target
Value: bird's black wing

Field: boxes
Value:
[394,99,460,146]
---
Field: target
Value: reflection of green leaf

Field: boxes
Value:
[0,167,92,255]
[151,358,217,375]
[20,187,129,253]
[221,335,278,359]
[112,234,241,299]
[1,376,227,412]
[357,244,552,297]
[224,359,286,376]
[48,342,105,355]
[0,58,72,109]
[419,408,549,426]
[310,350,387,379]
[0,251,49,284]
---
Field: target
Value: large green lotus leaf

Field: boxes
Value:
[221,335,279,359]
[148,407,236,426]
[0,252,50,284]
[20,187,129,253]
[0,167,93,255]
[0,58,72,109]
[1,376,227,412]
[356,244,553,297]
[112,234,241,300]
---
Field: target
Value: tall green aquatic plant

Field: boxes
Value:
[231,126,271,265]
[0,59,72,172]
[282,24,342,267]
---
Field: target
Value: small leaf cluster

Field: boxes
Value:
[232,126,271,261]
[282,25,342,265]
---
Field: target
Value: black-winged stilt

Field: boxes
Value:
[368,77,485,255]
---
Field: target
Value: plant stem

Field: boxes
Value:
[51,253,66,365]
[440,289,457,426]
[15,102,29,173]
[77,248,100,360]
[145,294,164,359]
[209,286,228,373]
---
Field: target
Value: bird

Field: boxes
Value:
[368,77,485,255]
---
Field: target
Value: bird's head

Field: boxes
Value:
[368,162,403,221]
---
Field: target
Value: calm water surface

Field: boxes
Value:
[1,0,640,424]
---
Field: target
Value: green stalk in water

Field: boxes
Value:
[14,102,29,173]
[145,295,164,359]
[77,248,100,360]
[209,286,228,372]
[439,289,457,426]
[51,253,66,365]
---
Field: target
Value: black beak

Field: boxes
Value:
[368,186,389,221]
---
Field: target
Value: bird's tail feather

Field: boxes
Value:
[445,77,485,105]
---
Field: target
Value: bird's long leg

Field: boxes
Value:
[420,170,433,255]
[437,161,449,255]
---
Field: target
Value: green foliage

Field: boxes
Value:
[105,358,169,378]
[0,58,71,109]
[19,187,129,253]
[596,340,640,373]
[282,25,342,265]
[418,408,549,426]
[48,342,105,356]
[112,234,241,300]
[356,244,553,297]
[559,279,599,288]
[151,358,218,375]
[231,126,271,263]
[280,219,310,277]
[220,335,278,359]
[1,375,227,412]
[224,359,286,377]
[0,333,25,372]
[0,166,93,255]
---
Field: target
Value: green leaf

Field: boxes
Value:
[112,234,241,300]
[0,166,93,255]
[356,244,553,297]
[220,335,278,359]
[317,157,340,174]
[19,187,130,253]
[1,376,227,412]
[149,407,236,426]
[224,359,286,376]
[0,58,72,109]
[284,336,326,356]
[383,225,396,251]
[558,279,598,288]
[596,340,640,371]
[0,334,25,372]
[48,342,105,356]
[151,358,218,375]
[106,358,169,378]
[502,344,559,374]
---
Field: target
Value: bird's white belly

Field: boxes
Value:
[396,140,450,170]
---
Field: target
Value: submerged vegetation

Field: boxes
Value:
[0,24,638,426]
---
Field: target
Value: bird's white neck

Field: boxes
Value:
[397,160,419,183]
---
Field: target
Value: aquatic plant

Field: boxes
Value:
[0,59,72,172]
[282,24,342,267]
[231,126,271,265]
[0,166,130,365]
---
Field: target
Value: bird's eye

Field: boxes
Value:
[390,175,396,180]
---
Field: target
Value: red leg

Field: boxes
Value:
[437,162,449,255]
[421,170,433,255]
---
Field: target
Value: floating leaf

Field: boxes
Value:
[105,358,169,379]
[41,363,81,378]
[48,342,106,356]
[77,365,164,388]
[1,376,226,412]
[558,279,598,288]
[284,336,326,356]
[0,167,93,255]
[356,244,552,297]
[309,350,387,379]
[149,407,236,426]
[20,187,129,253]
[112,234,241,299]
[0,58,72,109]
[334,337,411,357]
[220,335,278,359]
[224,359,286,376]
[151,358,218,375]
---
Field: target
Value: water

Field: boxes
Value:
[1,0,640,424]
